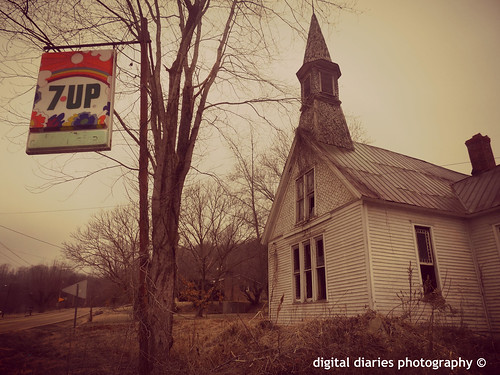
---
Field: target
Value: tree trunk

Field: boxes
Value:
[145,170,182,374]
[147,242,177,373]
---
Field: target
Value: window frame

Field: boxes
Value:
[296,168,315,223]
[292,245,301,301]
[315,236,327,301]
[291,235,327,303]
[320,70,335,96]
[413,225,440,296]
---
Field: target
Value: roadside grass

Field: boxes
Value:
[0,309,498,374]
[0,310,138,375]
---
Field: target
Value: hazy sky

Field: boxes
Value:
[1,0,499,268]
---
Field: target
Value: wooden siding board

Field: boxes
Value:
[366,203,489,332]
[468,214,500,333]
[269,202,369,323]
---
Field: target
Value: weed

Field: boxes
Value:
[1,308,498,374]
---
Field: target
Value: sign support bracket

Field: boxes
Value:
[43,40,147,52]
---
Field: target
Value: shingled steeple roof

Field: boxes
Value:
[296,13,352,150]
[303,13,332,64]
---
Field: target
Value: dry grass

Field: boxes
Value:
[168,311,500,375]
[0,309,498,374]
[0,309,138,375]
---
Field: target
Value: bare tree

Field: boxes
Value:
[15,262,78,313]
[346,114,372,145]
[62,205,140,306]
[178,181,249,315]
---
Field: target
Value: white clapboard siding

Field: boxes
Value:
[468,214,500,333]
[269,202,369,324]
[366,204,489,332]
[323,202,369,316]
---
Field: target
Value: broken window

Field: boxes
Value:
[306,170,315,217]
[291,236,327,303]
[296,177,304,222]
[315,237,327,300]
[296,169,315,223]
[304,241,313,299]
[414,226,438,295]
[293,245,301,301]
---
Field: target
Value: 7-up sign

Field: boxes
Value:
[47,83,102,111]
[27,50,116,155]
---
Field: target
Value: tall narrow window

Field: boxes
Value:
[293,245,301,301]
[296,177,304,222]
[306,170,315,217]
[415,226,438,295]
[315,237,326,300]
[303,241,313,299]
[296,169,315,223]
[292,236,327,303]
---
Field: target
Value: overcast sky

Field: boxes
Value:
[1,0,499,268]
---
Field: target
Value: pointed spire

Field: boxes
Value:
[303,14,332,64]
[296,14,353,150]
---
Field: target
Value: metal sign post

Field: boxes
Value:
[73,283,79,329]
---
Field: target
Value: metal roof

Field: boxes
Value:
[321,142,477,215]
[453,165,500,214]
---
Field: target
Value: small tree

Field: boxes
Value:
[63,205,140,308]
[178,181,248,316]
[15,262,78,313]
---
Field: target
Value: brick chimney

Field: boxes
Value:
[465,133,496,175]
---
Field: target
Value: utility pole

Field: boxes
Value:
[137,15,151,375]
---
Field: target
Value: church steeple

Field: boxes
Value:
[296,14,353,150]
[303,13,331,64]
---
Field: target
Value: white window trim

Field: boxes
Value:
[291,235,327,303]
[412,224,441,293]
[295,168,315,224]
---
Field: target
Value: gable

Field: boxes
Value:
[263,140,357,242]
[263,130,497,244]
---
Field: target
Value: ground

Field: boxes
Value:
[0,306,499,374]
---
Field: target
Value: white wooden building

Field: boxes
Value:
[262,15,500,334]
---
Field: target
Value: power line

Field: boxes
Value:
[0,248,24,267]
[0,224,64,250]
[0,240,31,266]
[0,204,131,215]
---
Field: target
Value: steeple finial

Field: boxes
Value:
[303,13,331,64]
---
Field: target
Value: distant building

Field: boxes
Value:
[263,14,500,333]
